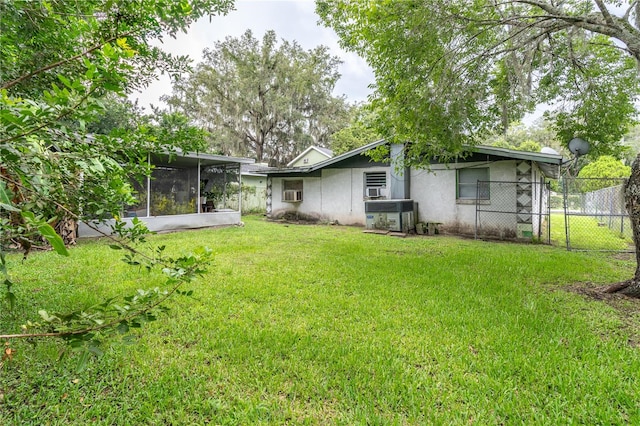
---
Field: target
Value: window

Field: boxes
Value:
[364,172,386,198]
[457,168,489,200]
[150,166,198,215]
[283,180,303,202]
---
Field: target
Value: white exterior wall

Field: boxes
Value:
[270,160,547,236]
[242,175,267,213]
[270,166,389,225]
[410,161,517,234]
[271,176,323,220]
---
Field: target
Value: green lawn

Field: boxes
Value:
[2,216,639,424]
[550,212,634,251]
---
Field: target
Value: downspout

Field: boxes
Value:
[390,143,410,199]
[238,164,242,214]
[350,168,353,213]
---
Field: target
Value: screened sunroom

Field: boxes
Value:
[78,152,254,237]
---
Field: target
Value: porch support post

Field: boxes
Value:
[146,152,151,217]
[238,164,242,213]
[197,158,202,213]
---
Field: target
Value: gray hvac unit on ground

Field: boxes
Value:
[365,199,416,233]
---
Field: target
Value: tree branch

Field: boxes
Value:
[0,86,98,145]
[0,267,193,340]
[593,0,616,27]
[1,32,133,91]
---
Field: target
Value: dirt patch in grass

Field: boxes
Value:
[564,281,640,347]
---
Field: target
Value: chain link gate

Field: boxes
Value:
[562,178,634,252]
[474,180,551,243]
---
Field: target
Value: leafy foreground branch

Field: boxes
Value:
[1,217,212,371]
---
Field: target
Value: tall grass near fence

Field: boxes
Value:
[1,216,639,424]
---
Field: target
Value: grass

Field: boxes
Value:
[550,212,634,251]
[1,216,639,424]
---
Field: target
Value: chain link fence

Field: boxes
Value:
[475,181,551,243]
[561,177,634,252]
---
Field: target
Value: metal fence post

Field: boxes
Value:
[474,180,479,240]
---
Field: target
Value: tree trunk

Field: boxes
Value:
[54,215,77,247]
[606,152,640,298]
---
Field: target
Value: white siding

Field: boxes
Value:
[410,161,516,233]
[271,160,538,235]
[270,166,389,225]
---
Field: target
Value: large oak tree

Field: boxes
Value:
[164,29,351,166]
[318,0,640,296]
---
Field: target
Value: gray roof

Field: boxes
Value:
[152,151,255,167]
[316,146,333,156]
[241,163,276,175]
[264,140,564,178]
[267,139,387,174]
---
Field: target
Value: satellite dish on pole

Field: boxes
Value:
[568,137,590,157]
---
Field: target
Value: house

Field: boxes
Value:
[78,151,254,237]
[240,163,277,213]
[263,140,564,241]
[287,146,333,168]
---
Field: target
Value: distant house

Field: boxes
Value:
[287,146,333,168]
[79,151,254,237]
[263,140,563,241]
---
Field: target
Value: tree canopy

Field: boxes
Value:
[1,0,230,248]
[317,0,640,163]
[318,0,640,296]
[329,103,381,155]
[0,0,233,360]
[164,29,351,166]
[577,155,632,191]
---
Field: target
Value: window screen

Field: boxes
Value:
[457,168,490,199]
[283,180,303,202]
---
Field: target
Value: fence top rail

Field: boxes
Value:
[476,180,549,185]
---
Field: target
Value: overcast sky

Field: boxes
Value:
[131,0,374,111]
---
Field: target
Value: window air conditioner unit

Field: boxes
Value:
[367,187,381,198]
[283,190,302,202]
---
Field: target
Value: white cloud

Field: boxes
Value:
[130,0,374,111]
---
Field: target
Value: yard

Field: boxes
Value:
[550,212,635,251]
[2,216,639,424]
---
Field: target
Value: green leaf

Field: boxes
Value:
[109,244,123,250]
[0,182,20,212]
[37,223,70,256]
[116,321,130,334]
[4,290,16,311]
[76,349,90,373]
[0,252,7,275]
[0,202,20,212]
[57,74,73,89]
[20,211,35,222]
[88,345,104,357]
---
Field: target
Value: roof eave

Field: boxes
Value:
[473,145,563,165]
